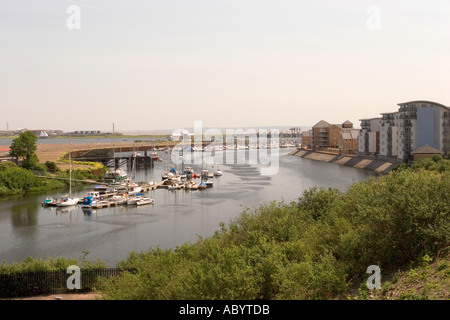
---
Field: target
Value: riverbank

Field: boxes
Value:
[289,148,399,174]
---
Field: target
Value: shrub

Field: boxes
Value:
[94,168,450,300]
[45,161,60,173]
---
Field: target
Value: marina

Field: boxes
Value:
[0,148,374,266]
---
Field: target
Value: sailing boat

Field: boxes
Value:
[126,148,142,196]
[56,152,80,207]
[104,123,128,183]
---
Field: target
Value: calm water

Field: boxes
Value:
[0,149,374,266]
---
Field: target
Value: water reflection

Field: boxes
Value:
[11,202,39,227]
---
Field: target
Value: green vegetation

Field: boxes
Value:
[0,133,108,197]
[0,158,106,197]
[9,131,42,170]
[0,162,65,196]
[94,163,449,300]
[367,248,450,300]
[0,252,107,275]
[393,154,450,173]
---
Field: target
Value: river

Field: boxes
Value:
[0,148,374,266]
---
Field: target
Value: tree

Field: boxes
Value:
[9,131,40,169]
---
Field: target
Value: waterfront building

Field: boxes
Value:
[411,144,443,161]
[312,120,354,151]
[358,118,382,157]
[339,129,359,154]
[379,112,400,161]
[359,100,450,162]
[301,130,312,148]
[312,120,331,149]
[396,101,449,162]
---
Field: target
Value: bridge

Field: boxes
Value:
[68,148,154,169]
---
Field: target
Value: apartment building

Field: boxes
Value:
[311,120,357,153]
[359,100,450,162]
[358,118,381,156]
[339,129,359,154]
[396,101,449,162]
[301,130,312,148]
[379,112,400,160]
[312,120,331,148]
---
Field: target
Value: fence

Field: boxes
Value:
[0,268,136,299]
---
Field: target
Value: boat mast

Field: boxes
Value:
[113,123,116,170]
[69,152,72,196]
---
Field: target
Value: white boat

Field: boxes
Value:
[168,182,181,190]
[127,183,142,195]
[205,179,214,188]
[56,195,80,207]
[91,200,112,209]
[136,198,155,206]
[56,152,79,207]
[214,169,223,176]
[127,195,143,205]
[84,191,101,199]
[104,168,128,181]
[109,193,129,205]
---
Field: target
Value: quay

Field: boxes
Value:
[290,148,399,175]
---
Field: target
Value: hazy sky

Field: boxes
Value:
[1,0,449,132]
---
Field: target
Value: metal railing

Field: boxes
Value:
[0,268,136,299]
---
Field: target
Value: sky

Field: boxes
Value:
[1,0,449,133]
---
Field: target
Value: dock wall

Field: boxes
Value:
[289,149,399,175]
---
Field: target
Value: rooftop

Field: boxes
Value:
[411,144,443,154]
[312,120,331,128]
[398,100,449,109]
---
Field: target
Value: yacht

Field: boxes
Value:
[104,168,128,181]
[56,195,80,207]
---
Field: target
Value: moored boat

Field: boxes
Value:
[109,193,129,205]
[136,198,155,206]
[42,197,57,207]
[56,195,80,207]
[205,179,214,188]
[127,194,144,205]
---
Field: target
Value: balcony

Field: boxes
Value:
[401,129,412,135]
[400,120,413,128]
[399,105,417,113]
[402,113,417,120]
[401,137,412,143]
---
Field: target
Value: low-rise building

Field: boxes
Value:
[312,120,354,150]
[339,129,359,154]
[411,144,443,161]
[301,130,312,148]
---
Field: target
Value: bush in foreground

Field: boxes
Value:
[97,168,449,300]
